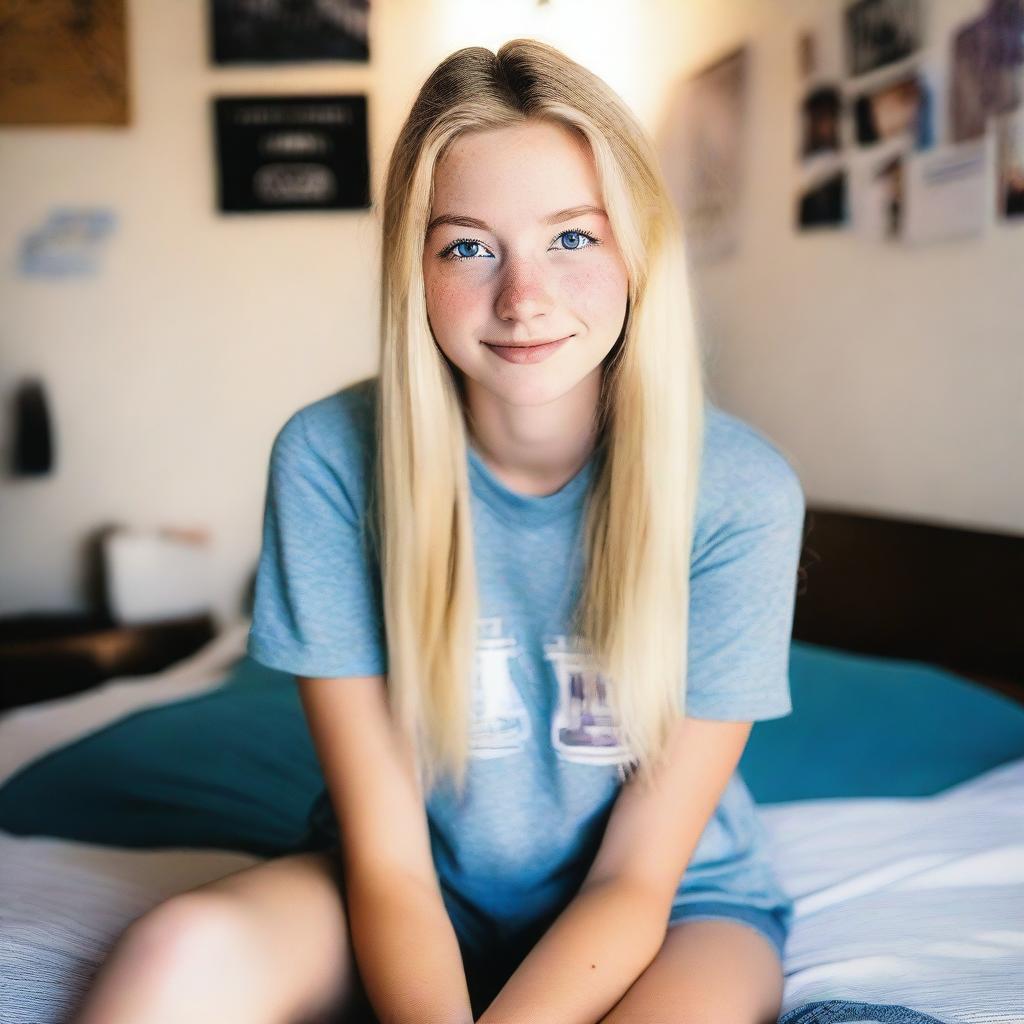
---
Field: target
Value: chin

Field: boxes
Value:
[482,367,594,408]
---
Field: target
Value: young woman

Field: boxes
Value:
[71,39,804,1024]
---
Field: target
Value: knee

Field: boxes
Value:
[114,892,251,996]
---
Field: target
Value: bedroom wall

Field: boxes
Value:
[1,0,1020,624]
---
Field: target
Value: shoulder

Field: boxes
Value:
[694,401,806,554]
[278,376,378,456]
[269,377,379,513]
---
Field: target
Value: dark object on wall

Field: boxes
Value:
[797,170,847,228]
[12,379,55,476]
[794,505,1024,698]
[209,0,369,65]
[801,85,841,157]
[213,95,370,213]
[845,0,923,77]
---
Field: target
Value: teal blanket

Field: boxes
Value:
[1,640,1023,854]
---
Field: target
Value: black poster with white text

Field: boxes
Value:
[213,95,370,213]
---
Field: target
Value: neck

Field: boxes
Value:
[463,369,603,497]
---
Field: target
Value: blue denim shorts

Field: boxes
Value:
[306,794,790,1013]
[442,886,789,1018]
[668,899,789,963]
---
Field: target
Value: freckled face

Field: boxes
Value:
[422,120,629,408]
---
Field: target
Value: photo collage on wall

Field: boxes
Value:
[209,0,372,214]
[796,0,1023,243]
[657,47,750,266]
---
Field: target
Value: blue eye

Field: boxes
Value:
[557,230,593,250]
[447,240,492,261]
[437,227,600,262]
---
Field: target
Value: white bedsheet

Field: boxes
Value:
[762,756,1024,1022]
[2,758,1021,1024]
[1,626,1021,1023]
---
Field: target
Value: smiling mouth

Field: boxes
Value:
[481,335,572,349]
[481,335,572,365]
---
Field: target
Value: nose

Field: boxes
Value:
[494,256,556,324]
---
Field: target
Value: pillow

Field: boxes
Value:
[0,656,324,856]
[739,640,1024,803]
[3,642,1024,857]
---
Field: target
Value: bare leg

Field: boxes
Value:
[598,917,784,1023]
[68,848,371,1024]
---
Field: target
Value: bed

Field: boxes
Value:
[2,505,1022,1024]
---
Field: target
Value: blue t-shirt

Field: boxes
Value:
[247,376,804,946]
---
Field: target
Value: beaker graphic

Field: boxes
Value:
[469,617,531,759]
[543,634,633,765]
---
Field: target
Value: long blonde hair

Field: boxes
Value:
[371,39,705,797]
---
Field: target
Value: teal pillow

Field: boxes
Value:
[2,643,1023,856]
[0,656,325,856]
[739,640,1024,803]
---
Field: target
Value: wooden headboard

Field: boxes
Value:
[792,504,1024,706]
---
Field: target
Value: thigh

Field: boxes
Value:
[598,917,784,1024]
[79,847,363,1024]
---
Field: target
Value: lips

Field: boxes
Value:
[481,336,571,348]
[483,335,571,365]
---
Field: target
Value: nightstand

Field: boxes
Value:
[0,612,217,711]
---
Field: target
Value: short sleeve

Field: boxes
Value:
[683,438,805,722]
[246,407,388,679]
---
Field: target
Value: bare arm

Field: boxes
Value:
[476,876,667,1024]
[299,673,473,1024]
[477,715,753,1024]
[344,868,473,1024]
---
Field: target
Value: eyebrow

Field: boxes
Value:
[426,203,607,235]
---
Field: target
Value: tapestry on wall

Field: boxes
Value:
[0,0,130,126]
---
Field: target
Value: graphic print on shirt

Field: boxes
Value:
[543,634,633,766]
[468,616,532,759]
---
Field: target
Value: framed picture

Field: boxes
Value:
[845,0,923,77]
[659,46,750,263]
[951,4,1024,144]
[213,95,370,213]
[209,0,370,64]
[0,0,130,126]
[801,85,842,158]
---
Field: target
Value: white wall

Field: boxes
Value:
[1,0,1020,624]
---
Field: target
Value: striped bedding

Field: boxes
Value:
[0,625,1021,1023]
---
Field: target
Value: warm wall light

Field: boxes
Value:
[431,0,644,119]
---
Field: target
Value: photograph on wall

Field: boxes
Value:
[658,46,750,264]
[843,143,901,240]
[213,95,370,213]
[902,140,989,244]
[852,73,930,149]
[844,0,923,77]
[0,0,130,126]
[796,166,848,229]
[851,151,905,240]
[951,3,1024,144]
[209,0,370,65]
[995,109,1024,218]
[801,85,842,158]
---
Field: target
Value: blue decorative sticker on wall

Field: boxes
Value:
[18,208,117,278]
